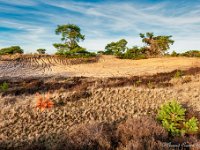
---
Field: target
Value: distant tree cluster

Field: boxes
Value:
[0,46,23,55]
[102,32,174,59]
[171,50,200,57]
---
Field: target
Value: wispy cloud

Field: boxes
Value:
[0,0,200,53]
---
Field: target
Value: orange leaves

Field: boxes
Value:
[35,93,54,111]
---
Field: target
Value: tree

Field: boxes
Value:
[37,48,46,54]
[139,32,174,56]
[54,24,85,54]
[0,46,23,55]
[104,39,127,55]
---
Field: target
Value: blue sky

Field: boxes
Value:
[0,0,200,54]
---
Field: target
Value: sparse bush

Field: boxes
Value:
[0,46,23,55]
[157,100,199,137]
[0,82,9,92]
[68,122,113,150]
[117,117,168,143]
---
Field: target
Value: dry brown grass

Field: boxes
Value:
[0,55,199,78]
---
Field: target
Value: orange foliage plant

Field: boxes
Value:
[35,93,54,111]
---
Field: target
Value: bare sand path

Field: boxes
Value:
[0,55,199,78]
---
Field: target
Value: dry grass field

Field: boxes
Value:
[0,55,200,149]
[0,55,199,78]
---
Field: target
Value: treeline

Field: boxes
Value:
[0,23,200,59]
[171,50,200,57]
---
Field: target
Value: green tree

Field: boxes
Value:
[140,32,174,56]
[53,24,85,54]
[0,46,23,55]
[37,48,46,54]
[104,39,127,55]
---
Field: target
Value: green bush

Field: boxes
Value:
[157,100,199,136]
[0,46,23,55]
[0,82,9,92]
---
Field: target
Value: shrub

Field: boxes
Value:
[0,46,23,55]
[116,117,168,149]
[157,100,199,137]
[0,82,9,92]
[68,122,113,150]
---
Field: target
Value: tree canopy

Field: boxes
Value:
[140,32,174,56]
[0,46,23,55]
[53,24,85,54]
[37,48,46,54]
[105,39,127,55]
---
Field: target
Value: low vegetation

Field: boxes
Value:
[2,102,200,149]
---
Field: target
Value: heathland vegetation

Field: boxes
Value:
[0,23,200,149]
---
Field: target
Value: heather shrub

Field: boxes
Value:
[116,117,168,147]
[68,122,113,150]
[157,100,199,137]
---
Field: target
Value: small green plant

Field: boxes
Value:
[157,100,199,136]
[174,70,183,78]
[0,82,9,92]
